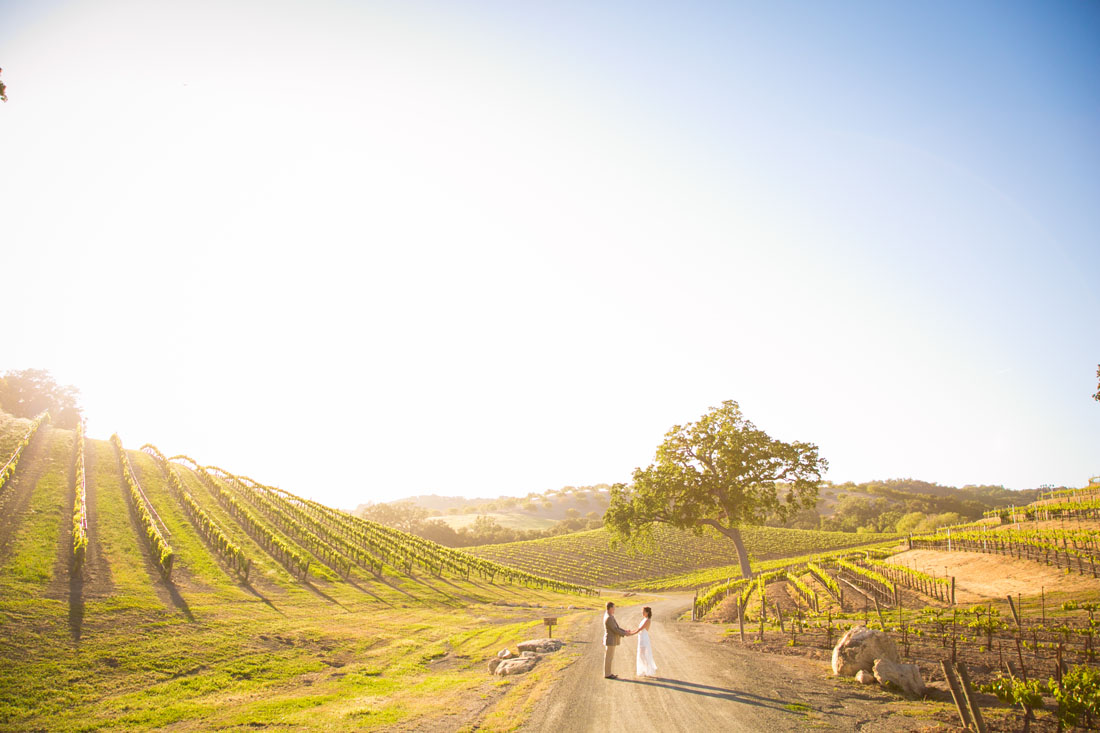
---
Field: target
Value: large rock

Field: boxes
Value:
[497,649,513,659]
[517,638,564,654]
[487,658,502,674]
[831,626,899,677]
[493,655,540,676]
[873,658,925,697]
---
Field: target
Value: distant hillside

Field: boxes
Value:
[467,524,898,588]
[362,479,1042,545]
[354,485,612,546]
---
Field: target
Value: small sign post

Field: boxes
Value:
[544,617,557,638]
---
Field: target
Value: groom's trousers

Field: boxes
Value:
[603,644,616,676]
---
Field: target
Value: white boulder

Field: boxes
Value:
[494,656,540,676]
[517,638,564,654]
[873,658,925,697]
[831,626,899,677]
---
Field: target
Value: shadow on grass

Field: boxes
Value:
[68,563,84,642]
[344,576,394,607]
[240,580,284,615]
[303,579,349,610]
[165,577,196,621]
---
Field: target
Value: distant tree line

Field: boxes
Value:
[0,369,81,428]
[773,478,1044,534]
[354,501,604,548]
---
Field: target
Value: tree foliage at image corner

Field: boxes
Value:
[604,400,827,578]
[0,368,81,428]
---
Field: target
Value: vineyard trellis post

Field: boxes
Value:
[942,660,975,732]
[955,663,989,733]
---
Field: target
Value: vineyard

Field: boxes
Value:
[688,484,1100,730]
[468,523,899,589]
[3,406,1098,730]
[0,414,604,732]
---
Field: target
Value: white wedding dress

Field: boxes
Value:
[636,624,657,677]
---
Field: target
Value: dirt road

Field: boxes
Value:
[524,594,943,732]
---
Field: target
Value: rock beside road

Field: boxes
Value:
[831,626,899,677]
[494,656,540,676]
[873,658,925,697]
[854,670,876,685]
[518,639,564,654]
[488,639,564,675]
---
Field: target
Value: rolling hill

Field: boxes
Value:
[0,412,600,731]
[466,524,900,589]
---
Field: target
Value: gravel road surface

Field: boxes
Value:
[523,594,944,732]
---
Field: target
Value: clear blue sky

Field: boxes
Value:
[2,0,1098,507]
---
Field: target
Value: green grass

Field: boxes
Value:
[85,438,163,608]
[1,428,71,586]
[468,524,901,588]
[0,412,33,459]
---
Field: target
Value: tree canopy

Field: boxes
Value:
[604,400,827,578]
[1093,364,1099,403]
[0,369,81,428]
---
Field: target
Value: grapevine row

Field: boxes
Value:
[111,435,174,577]
[205,469,353,579]
[171,456,311,579]
[250,477,596,594]
[786,570,820,613]
[807,562,841,600]
[835,557,895,593]
[910,526,1100,578]
[862,557,952,603]
[0,411,50,502]
[141,446,250,579]
[71,421,88,570]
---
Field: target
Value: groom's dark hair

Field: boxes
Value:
[606,601,615,610]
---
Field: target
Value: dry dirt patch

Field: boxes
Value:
[888,549,1096,604]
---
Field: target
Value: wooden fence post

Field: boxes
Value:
[941,661,974,732]
[956,663,989,733]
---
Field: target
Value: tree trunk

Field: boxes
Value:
[706,522,753,579]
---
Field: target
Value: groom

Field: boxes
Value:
[602,601,635,679]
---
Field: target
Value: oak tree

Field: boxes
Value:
[605,400,827,578]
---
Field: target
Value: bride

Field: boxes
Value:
[635,606,657,677]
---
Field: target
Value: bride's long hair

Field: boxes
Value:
[642,607,652,618]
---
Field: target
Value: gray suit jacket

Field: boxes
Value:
[603,612,628,646]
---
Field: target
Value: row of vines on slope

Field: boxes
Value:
[142,446,251,580]
[0,411,50,509]
[215,471,352,580]
[170,456,311,579]
[173,458,595,595]
[910,526,1100,578]
[111,435,174,577]
[247,473,597,594]
[71,421,88,570]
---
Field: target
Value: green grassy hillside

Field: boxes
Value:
[0,415,600,732]
[467,524,899,589]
